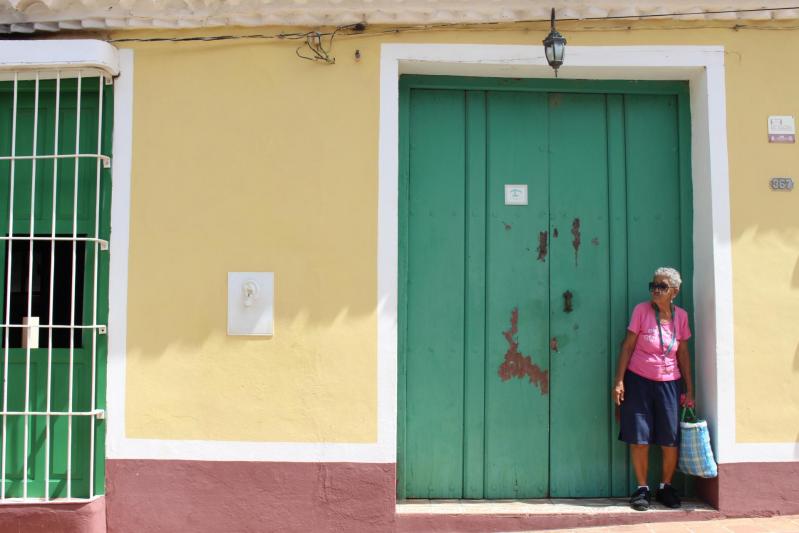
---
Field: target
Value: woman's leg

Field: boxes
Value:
[657,445,682,508]
[661,445,678,484]
[631,444,649,485]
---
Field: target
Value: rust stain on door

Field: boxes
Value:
[537,231,548,262]
[571,218,581,266]
[498,308,549,395]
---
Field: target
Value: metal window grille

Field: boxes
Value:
[0,69,113,501]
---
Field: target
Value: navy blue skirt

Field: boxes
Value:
[618,370,681,447]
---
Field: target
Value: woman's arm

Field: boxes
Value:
[612,330,638,406]
[677,342,694,406]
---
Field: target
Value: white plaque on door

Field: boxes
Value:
[505,184,528,206]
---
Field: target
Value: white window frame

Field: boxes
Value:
[0,39,120,501]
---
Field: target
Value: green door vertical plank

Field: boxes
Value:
[623,93,682,490]
[606,94,631,497]
[548,93,611,497]
[397,82,411,501]
[463,91,487,499]
[625,94,682,282]
[484,91,549,498]
[677,92,693,316]
[675,90,695,498]
[404,89,467,498]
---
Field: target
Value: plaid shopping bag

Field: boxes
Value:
[678,407,718,478]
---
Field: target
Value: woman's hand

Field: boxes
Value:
[676,343,695,409]
[612,331,637,407]
[680,391,695,409]
[612,380,625,406]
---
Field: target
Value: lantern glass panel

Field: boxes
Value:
[554,41,565,62]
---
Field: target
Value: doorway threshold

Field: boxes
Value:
[396,499,720,532]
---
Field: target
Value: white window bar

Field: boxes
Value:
[0,155,111,169]
[0,67,110,502]
[21,71,41,501]
[0,237,110,252]
[44,71,60,502]
[89,76,104,498]
[0,236,107,241]
[67,72,82,500]
[3,324,106,330]
[2,72,19,501]
[3,410,103,417]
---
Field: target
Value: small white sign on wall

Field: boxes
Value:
[768,115,795,143]
[228,272,274,336]
[504,184,528,206]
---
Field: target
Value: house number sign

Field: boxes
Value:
[770,177,794,191]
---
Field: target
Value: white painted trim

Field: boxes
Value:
[720,442,799,463]
[104,48,396,462]
[0,40,119,78]
[107,439,397,462]
[723,443,799,463]
[106,49,134,460]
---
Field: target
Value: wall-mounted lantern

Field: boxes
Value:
[543,8,567,77]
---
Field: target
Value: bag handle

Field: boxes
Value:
[680,407,697,423]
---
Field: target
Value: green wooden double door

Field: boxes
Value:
[398,77,692,499]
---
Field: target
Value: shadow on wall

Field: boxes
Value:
[123,41,380,359]
[793,254,799,289]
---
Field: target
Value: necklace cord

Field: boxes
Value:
[654,304,678,356]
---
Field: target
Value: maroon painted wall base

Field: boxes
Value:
[4,459,793,531]
[105,459,396,533]
[697,462,799,516]
[0,497,105,533]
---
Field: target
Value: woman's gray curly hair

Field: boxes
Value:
[654,267,682,289]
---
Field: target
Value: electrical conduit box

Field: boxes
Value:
[227,272,274,336]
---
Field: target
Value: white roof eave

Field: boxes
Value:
[0,1,796,33]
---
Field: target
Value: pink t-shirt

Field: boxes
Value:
[627,301,691,382]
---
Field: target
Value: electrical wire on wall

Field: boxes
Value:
[105,6,799,64]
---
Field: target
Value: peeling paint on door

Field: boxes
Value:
[571,218,581,265]
[498,308,549,395]
[537,231,548,262]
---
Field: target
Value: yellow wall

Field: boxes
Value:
[117,19,799,443]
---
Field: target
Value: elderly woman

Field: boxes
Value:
[612,267,694,511]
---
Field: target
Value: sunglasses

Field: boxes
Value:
[648,282,673,292]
